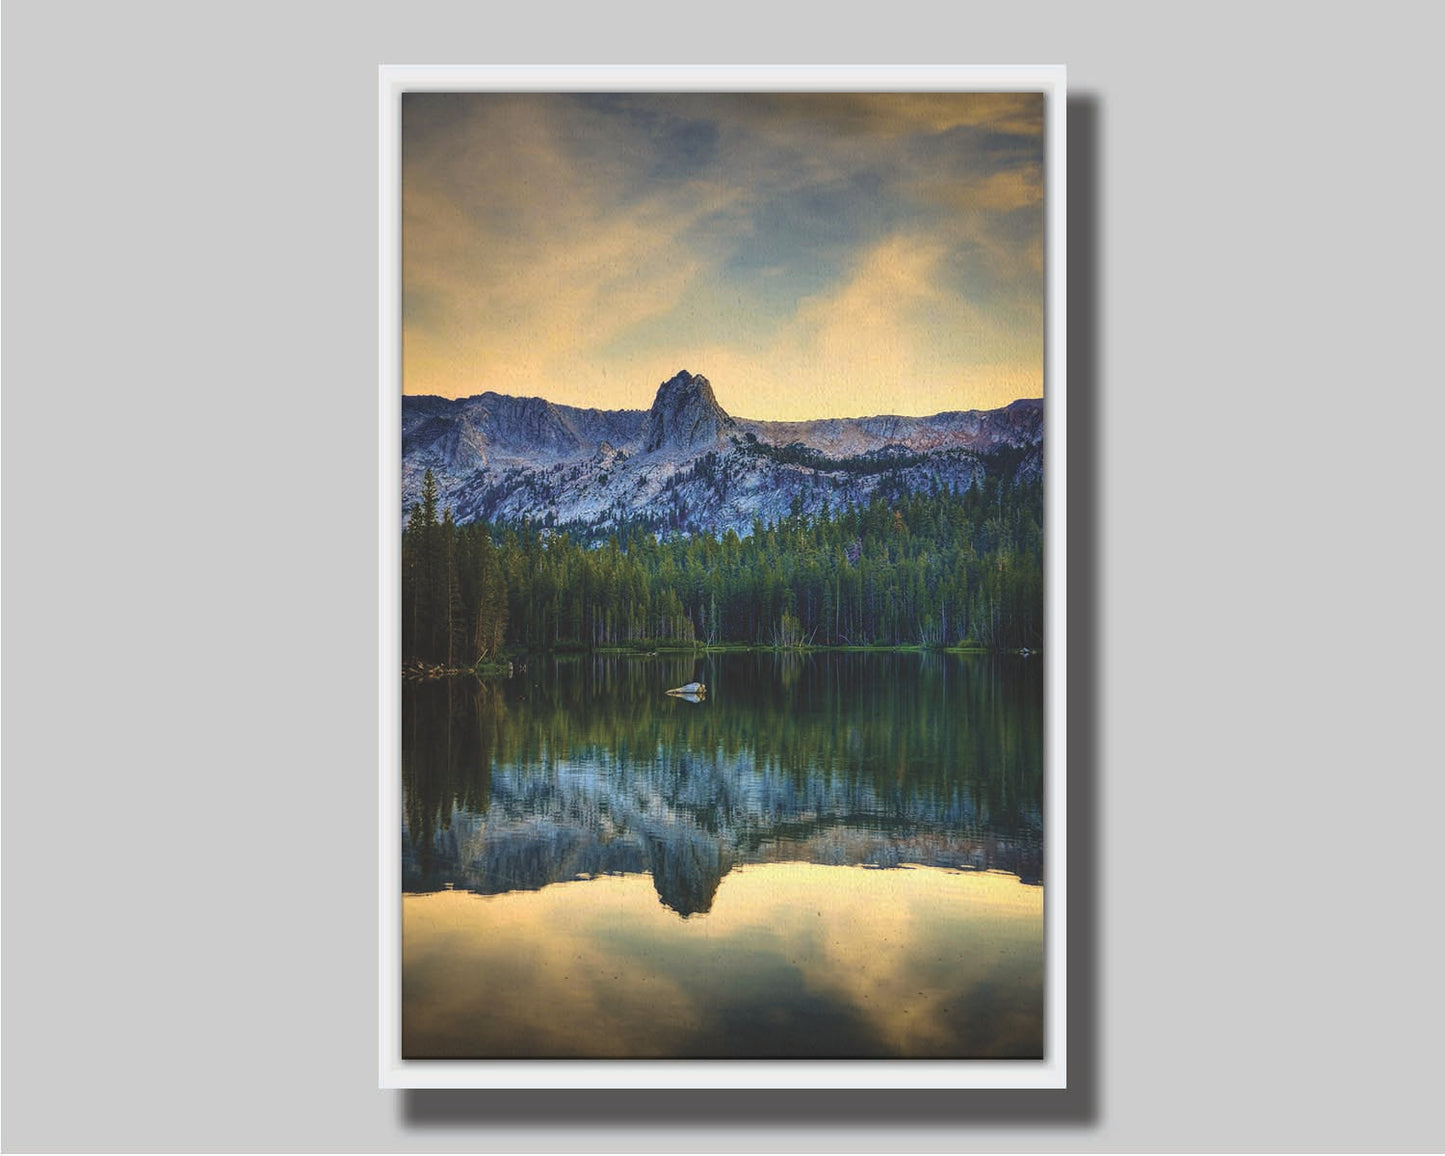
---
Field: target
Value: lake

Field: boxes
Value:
[401,650,1044,1059]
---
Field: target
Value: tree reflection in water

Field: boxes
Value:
[402,651,1043,913]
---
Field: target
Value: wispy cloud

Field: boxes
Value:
[402,92,1045,416]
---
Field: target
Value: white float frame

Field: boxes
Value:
[378,63,1067,1089]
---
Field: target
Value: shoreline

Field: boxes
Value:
[403,643,1037,680]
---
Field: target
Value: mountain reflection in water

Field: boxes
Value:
[402,652,1044,1059]
[403,652,1042,916]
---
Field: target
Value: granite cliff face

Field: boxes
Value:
[402,370,1042,538]
[642,369,735,453]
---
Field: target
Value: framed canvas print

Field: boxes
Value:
[379,65,1066,1089]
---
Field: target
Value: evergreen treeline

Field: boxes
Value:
[402,468,1043,663]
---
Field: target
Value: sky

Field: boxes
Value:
[402,92,1045,421]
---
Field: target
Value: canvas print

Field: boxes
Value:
[399,91,1047,1059]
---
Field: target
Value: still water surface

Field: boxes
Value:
[402,651,1043,1059]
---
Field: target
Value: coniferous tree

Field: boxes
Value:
[404,469,1043,660]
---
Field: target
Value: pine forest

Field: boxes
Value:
[401,468,1043,667]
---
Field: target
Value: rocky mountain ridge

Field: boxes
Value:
[403,369,1043,538]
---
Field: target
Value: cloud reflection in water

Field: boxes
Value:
[403,864,1041,1059]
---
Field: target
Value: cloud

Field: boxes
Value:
[401,93,1046,416]
[403,96,748,399]
[796,92,1039,140]
[922,166,1045,214]
[645,230,1042,418]
[794,234,951,384]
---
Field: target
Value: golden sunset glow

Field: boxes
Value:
[402,93,1045,419]
[403,865,1043,1058]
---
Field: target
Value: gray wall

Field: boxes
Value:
[5,3,1443,1151]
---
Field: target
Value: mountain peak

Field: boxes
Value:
[645,369,732,453]
[655,368,715,402]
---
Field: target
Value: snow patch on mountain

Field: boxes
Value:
[403,371,1042,538]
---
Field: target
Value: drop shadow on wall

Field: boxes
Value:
[401,92,1104,1134]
